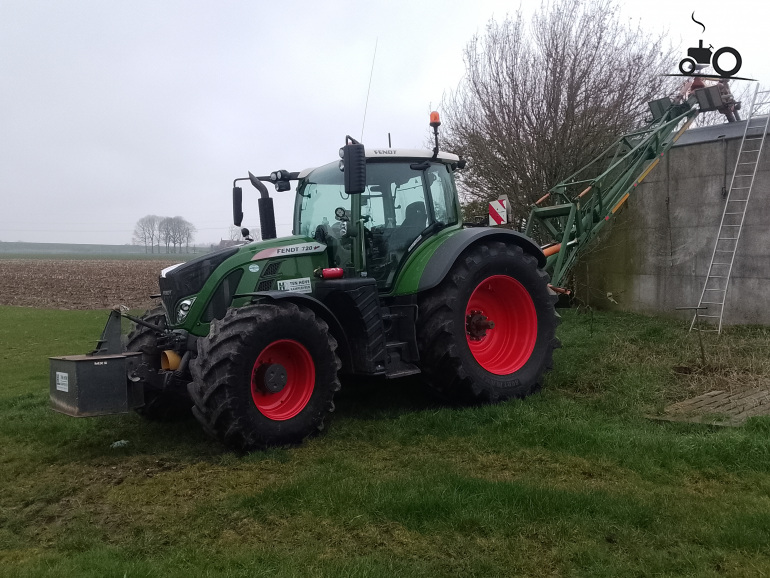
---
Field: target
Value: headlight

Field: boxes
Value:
[176,297,196,323]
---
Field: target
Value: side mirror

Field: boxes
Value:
[340,141,366,194]
[233,186,243,226]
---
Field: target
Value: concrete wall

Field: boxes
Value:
[574,120,770,325]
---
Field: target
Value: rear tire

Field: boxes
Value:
[712,46,741,77]
[125,307,191,420]
[188,302,342,452]
[417,242,559,404]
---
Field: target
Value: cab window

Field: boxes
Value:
[295,163,353,269]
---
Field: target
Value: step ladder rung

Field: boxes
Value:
[707,275,728,278]
[723,212,744,215]
[704,288,726,292]
[718,237,739,240]
[699,305,724,308]
[720,224,741,227]
[712,262,731,265]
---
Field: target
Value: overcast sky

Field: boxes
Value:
[1,0,766,246]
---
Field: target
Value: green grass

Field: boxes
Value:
[2,306,770,576]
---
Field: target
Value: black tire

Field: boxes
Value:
[417,242,559,404]
[679,57,696,75]
[125,307,191,420]
[712,46,741,77]
[188,302,342,452]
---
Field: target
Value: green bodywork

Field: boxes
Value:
[388,224,461,295]
[170,225,466,338]
[173,236,327,337]
[525,96,701,287]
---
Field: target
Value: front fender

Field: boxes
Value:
[241,291,352,372]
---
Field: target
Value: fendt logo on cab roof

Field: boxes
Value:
[374,149,397,154]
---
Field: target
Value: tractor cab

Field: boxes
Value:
[293,150,461,290]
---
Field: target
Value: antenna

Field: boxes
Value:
[360,37,378,142]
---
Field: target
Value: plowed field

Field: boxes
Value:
[0,259,179,309]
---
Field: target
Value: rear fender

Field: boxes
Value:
[395,228,546,295]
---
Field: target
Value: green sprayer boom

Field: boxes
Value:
[525,94,703,287]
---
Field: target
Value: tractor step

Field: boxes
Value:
[383,341,421,379]
[384,366,422,379]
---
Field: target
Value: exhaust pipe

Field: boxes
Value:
[248,172,277,240]
[258,196,277,240]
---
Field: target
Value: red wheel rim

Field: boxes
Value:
[465,275,537,375]
[250,339,315,420]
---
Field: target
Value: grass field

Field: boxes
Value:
[2,306,770,577]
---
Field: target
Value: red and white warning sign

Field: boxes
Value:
[489,198,508,225]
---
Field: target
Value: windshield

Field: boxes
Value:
[294,160,458,288]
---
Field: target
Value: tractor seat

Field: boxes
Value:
[389,201,427,252]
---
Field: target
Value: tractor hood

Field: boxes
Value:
[158,246,240,323]
[158,236,329,332]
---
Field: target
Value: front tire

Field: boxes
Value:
[188,302,341,452]
[417,242,559,404]
[679,57,696,75]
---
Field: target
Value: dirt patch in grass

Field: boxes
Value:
[0,259,178,310]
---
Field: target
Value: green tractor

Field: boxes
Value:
[50,114,559,452]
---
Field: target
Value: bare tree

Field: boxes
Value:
[132,214,161,253]
[149,216,196,253]
[159,217,174,253]
[440,0,678,219]
[227,225,241,241]
[178,217,196,252]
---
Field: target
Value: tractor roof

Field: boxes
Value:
[363,148,460,162]
[297,149,460,178]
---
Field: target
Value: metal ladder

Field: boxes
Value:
[691,85,770,333]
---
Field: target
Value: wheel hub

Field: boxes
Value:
[256,363,288,393]
[466,309,495,341]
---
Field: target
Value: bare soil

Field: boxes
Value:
[0,259,179,310]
